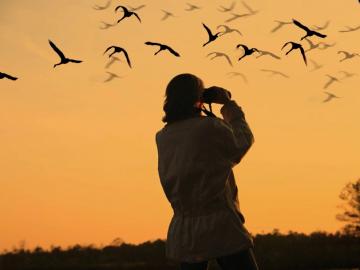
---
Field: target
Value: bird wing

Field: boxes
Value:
[236,44,248,51]
[133,12,141,22]
[281,42,291,50]
[68,59,82,63]
[104,46,114,55]
[202,23,213,37]
[121,49,132,68]
[313,31,327,38]
[323,78,333,89]
[242,1,255,13]
[49,40,66,60]
[223,54,233,66]
[299,45,307,65]
[268,51,281,59]
[293,19,310,32]
[115,5,125,12]
[3,73,18,80]
[165,45,180,57]
[145,41,161,46]
[338,51,350,57]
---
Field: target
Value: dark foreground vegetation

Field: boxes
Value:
[1,231,359,270]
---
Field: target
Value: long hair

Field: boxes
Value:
[162,73,204,124]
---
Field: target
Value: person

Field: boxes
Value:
[155,73,258,270]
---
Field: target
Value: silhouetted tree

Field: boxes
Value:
[336,178,360,236]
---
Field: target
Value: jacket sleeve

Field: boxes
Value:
[212,100,254,167]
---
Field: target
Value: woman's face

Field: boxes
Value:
[195,79,205,109]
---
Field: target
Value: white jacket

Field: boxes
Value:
[156,100,255,263]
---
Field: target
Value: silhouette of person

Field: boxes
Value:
[155,73,258,270]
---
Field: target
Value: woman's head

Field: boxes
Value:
[162,73,204,124]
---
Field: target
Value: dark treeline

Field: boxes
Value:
[1,231,359,270]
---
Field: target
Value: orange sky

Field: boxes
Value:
[0,0,359,253]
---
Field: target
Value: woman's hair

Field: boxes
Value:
[162,73,204,124]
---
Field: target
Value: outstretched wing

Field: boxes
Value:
[165,45,180,57]
[223,54,233,66]
[236,44,248,51]
[281,42,291,50]
[242,1,255,13]
[313,31,327,38]
[49,40,66,60]
[202,23,213,37]
[338,50,350,57]
[299,45,307,65]
[68,59,82,63]
[145,41,161,46]
[104,46,114,55]
[121,49,132,68]
[293,19,310,32]
[1,72,18,80]
[133,12,141,22]
[115,5,126,12]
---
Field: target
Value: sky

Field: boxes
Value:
[0,0,359,252]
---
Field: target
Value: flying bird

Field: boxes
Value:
[202,23,221,47]
[293,19,327,40]
[338,51,360,62]
[127,4,146,12]
[308,59,323,72]
[256,50,281,59]
[161,10,175,21]
[115,6,141,23]
[312,21,330,31]
[144,42,180,57]
[104,71,123,82]
[206,52,233,67]
[105,56,122,69]
[227,72,247,83]
[318,42,336,50]
[323,75,340,89]
[218,2,236,12]
[93,0,112,10]
[281,42,307,65]
[338,71,357,79]
[323,92,340,103]
[224,13,249,23]
[236,44,259,61]
[260,69,289,78]
[104,46,131,68]
[0,72,18,80]
[217,25,242,36]
[48,40,82,68]
[99,21,117,30]
[185,3,201,11]
[339,25,360,33]
[304,38,321,52]
[271,20,292,33]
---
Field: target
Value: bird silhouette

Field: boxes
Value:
[293,19,327,40]
[271,20,292,33]
[309,59,323,71]
[338,71,357,79]
[115,6,141,23]
[323,75,340,89]
[304,38,321,52]
[104,46,131,68]
[318,42,336,50]
[202,23,221,47]
[281,42,307,65]
[104,71,123,82]
[339,25,360,33]
[99,21,117,30]
[227,72,247,83]
[217,25,242,36]
[312,21,330,31]
[48,40,82,68]
[323,92,340,103]
[144,42,180,57]
[338,51,359,62]
[206,52,233,66]
[127,4,146,12]
[105,56,122,69]
[256,50,281,60]
[161,10,175,21]
[260,69,289,78]
[93,0,111,10]
[241,1,259,16]
[224,13,250,23]
[185,3,201,11]
[0,72,18,80]
[236,44,259,61]
[218,2,236,12]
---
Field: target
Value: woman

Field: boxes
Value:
[155,73,258,270]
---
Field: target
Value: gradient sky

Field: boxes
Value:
[0,0,359,252]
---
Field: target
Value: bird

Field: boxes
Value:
[206,52,233,67]
[202,23,221,47]
[161,10,175,21]
[339,25,360,33]
[224,13,250,23]
[144,42,180,57]
[281,42,307,65]
[260,69,289,78]
[309,59,323,71]
[218,2,236,12]
[93,0,111,10]
[312,21,330,31]
[99,21,117,30]
[338,71,357,79]
[318,42,336,50]
[256,50,281,60]
[241,1,259,16]
[236,44,259,61]
[271,20,292,33]
[127,4,146,12]
[0,72,18,80]
[185,3,201,11]
[48,40,82,68]
[104,46,131,68]
[323,92,340,103]
[304,38,321,52]
[105,56,122,69]
[115,6,141,23]
[104,71,123,82]
[217,25,242,36]
[227,72,247,83]
[323,75,340,89]
[338,51,360,62]
[292,19,327,40]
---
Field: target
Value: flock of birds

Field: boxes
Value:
[1,0,359,103]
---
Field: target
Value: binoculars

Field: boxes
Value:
[201,87,232,104]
